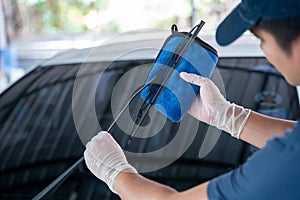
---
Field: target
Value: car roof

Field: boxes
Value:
[41,29,264,67]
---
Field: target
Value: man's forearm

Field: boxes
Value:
[239,111,296,148]
[114,172,177,200]
[114,171,209,200]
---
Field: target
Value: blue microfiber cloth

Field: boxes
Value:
[141,30,218,122]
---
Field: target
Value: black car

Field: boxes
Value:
[0,30,299,199]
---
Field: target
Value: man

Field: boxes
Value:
[84,0,300,199]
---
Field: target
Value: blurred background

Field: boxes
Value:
[0,0,238,93]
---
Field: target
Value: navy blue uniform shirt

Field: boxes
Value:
[208,121,300,200]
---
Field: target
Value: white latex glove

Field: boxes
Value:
[180,72,251,139]
[84,131,137,193]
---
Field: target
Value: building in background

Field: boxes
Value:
[0,0,8,93]
[0,0,24,92]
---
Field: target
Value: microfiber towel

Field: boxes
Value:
[141,33,218,122]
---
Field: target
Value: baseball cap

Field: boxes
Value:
[216,0,300,46]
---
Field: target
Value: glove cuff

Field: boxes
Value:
[231,106,251,139]
[107,163,137,194]
[216,103,251,139]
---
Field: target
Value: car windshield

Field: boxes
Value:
[0,54,299,198]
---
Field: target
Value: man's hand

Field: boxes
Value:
[180,72,251,138]
[84,131,137,193]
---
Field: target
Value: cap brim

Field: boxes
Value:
[216,4,257,46]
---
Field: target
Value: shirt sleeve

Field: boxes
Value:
[207,127,300,200]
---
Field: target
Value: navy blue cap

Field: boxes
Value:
[216,0,300,46]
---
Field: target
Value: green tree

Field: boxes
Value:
[19,0,108,33]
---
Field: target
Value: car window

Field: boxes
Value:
[0,57,299,199]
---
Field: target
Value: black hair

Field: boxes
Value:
[255,15,300,54]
